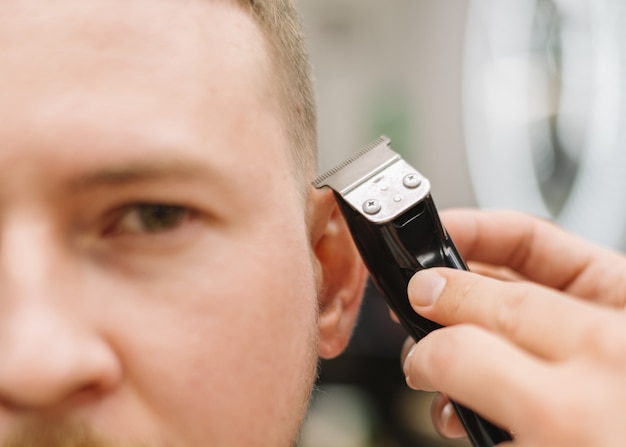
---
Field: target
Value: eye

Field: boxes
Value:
[107,204,191,235]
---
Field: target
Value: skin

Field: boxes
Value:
[0,0,367,445]
[402,209,626,447]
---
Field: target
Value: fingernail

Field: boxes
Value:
[441,401,468,439]
[403,343,417,388]
[440,401,456,429]
[409,271,446,307]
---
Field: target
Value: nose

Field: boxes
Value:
[0,307,122,410]
[0,215,122,410]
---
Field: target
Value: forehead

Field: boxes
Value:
[0,0,289,180]
[0,0,261,57]
[0,0,268,103]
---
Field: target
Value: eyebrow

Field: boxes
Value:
[69,158,220,190]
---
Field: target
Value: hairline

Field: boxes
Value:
[230,0,318,192]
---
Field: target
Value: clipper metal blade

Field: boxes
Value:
[315,137,432,224]
[313,136,398,193]
[314,136,512,447]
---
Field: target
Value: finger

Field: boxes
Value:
[408,268,615,360]
[441,209,626,304]
[400,337,414,367]
[431,393,467,439]
[467,261,524,282]
[403,324,547,432]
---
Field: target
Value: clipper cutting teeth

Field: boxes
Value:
[313,136,399,194]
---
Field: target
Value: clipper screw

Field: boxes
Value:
[403,173,421,189]
[363,199,381,215]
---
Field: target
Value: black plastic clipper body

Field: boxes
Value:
[335,193,462,335]
[314,136,512,447]
[335,192,512,447]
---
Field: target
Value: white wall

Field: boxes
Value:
[298,0,477,209]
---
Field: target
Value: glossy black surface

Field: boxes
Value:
[335,192,512,447]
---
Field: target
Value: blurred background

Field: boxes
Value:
[295,0,626,446]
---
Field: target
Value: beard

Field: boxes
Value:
[2,422,131,447]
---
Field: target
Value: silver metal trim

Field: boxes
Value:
[313,136,431,223]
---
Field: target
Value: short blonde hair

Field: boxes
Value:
[235,0,317,181]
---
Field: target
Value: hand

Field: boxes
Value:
[401,209,626,446]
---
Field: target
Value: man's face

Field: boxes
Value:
[0,1,365,445]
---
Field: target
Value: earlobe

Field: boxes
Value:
[308,188,368,359]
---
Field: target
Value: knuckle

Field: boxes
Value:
[532,386,609,446]
[503,214,535,271]
[519,383,583,444]
[521,364,623,446]
[530,402,577,444]
[492,284,531,339]
[423,329,458,370]
[407,328,460,391]
[423,326,479,373]
[583,317,626,364]
[445,275,481,318]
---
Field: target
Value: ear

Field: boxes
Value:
[307,188,368,359]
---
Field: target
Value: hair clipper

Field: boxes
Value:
[313,136,512,447]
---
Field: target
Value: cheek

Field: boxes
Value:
[102,226,320,444]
